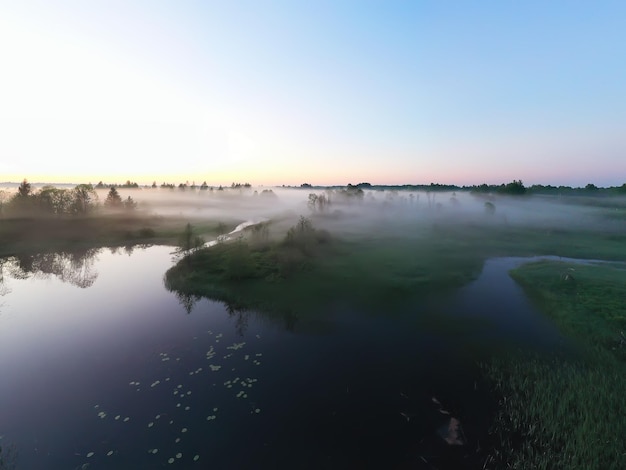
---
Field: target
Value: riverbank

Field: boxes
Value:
[0,213,239,257]
[484,260,626,469]
[165,218,626,468]
[165,214,626,317]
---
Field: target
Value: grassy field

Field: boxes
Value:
[0,213,238,257]
[484,261,626,469]
[164,214,626,317]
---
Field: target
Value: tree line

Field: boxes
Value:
[0,179,137,217]
[298,181,626,196]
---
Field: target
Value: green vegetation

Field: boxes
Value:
[164,217,335,313]
[3,180,626,467]
[0,181,241,257]
[293,180,626,196]
[165,210,626,317]
[177,223,205,254]
[96,180,139,189]
[511,262,626,355]
[0,214,235,258]
[484,261,626,469]
[163,204,626,467]
[3,180,99,216]
[104,186,123,208]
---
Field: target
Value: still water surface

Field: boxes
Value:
[0,246,566,469]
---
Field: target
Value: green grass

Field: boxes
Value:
[164,225,484,317]
[485,354,625,469]
[165,216,626,318]
[483,261,626,469]
[510,262,626,358]
[0,214,238,256]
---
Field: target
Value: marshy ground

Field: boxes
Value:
[1,186,625,468]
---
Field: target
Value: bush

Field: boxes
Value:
[274,246,307,278]
[224,240,256,280]
[178,223,205,253]
[284,216,331,255]
[484,201,496,215]
[138,228,156,238]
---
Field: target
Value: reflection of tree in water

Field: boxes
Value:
[225,302,250,336]
[283,309,298,332]
[224,303,298,335]
[3,248,100,288]
[0,442,18,470]
[0,258,11,303]
[163,268,299,334]
[174,291,201,314]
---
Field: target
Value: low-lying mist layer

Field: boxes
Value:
[163,186,626,318]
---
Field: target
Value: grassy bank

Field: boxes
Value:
[164,218,486,317]
[484,261,626,469]
[165,214,626,317]
[0,214,238,257]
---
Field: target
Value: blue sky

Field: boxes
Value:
[1,1,625,186]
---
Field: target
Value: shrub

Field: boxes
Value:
[138,227,156,238]
[224,240,256,280]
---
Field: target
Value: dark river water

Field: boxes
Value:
[0,246,567,469]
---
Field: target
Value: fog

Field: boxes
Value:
[118,186,625,242]
[3,183,625,243]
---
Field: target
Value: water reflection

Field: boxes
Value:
[0,442,18,470]
[173,291,201,314]
[1,245,572,469]
[0,248,100,288]
[108,244,146,256]
[220,303,298,335]
[166,283,300,336]
[0,258,11,298]
[225,303,250,336]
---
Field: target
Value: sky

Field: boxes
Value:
[1,0,625,187]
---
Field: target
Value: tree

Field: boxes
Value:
[123,196,137,211]
[308,193,329,212]
[17,179,32,197]
[0,190,9,216]
[104,187,123,208]
[178,223,205,253]
[500,180,526,195]
[72,184,98,214]
[37,186,73,215]
[285,216,317,253]
[484,201,496,215]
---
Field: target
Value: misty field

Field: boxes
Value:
[1,184,625,469]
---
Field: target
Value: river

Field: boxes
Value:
[0,247,579,469]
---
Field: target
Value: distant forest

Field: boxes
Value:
[3,179,626,198]
[299,180,626,196]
